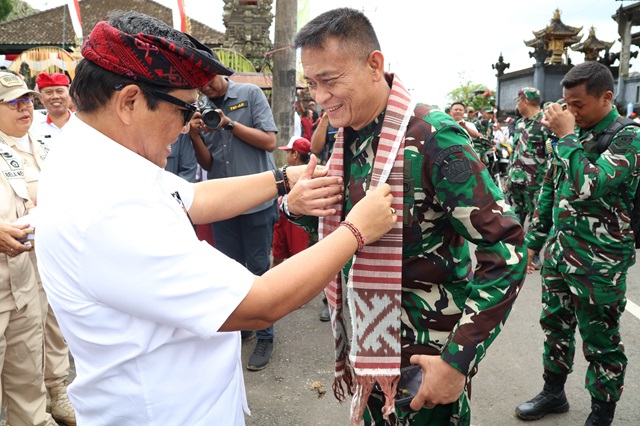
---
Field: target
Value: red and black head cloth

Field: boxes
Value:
[81,21,234,88]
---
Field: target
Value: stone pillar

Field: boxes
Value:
[533,63,545,98]
[617,10,632,104]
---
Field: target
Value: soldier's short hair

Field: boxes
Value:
[561,62,614,98]
[451,102,466,109]
[294,8,381,62]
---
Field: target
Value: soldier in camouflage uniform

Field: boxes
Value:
[505,87,551,226]
[471,106,494,156]
[290,8,527,426]
[515,61,637,426]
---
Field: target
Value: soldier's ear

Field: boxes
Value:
[367,50,385,82]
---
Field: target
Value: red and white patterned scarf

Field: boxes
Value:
[319,74,413,424]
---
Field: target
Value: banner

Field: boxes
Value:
[172,0,187,33]
[66,0,83,39]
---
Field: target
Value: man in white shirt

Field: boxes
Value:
[30,73,73,145]
[35,11,395,426]
[449,101,481,139]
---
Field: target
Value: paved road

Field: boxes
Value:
[242,257,640,425]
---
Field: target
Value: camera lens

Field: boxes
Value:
[202,108,221,129]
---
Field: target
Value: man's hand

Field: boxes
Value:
[408,355,466,411]
[542,103,575,138]
[286,155,343,217]
[0,223,32,257]
[525,247,537,274]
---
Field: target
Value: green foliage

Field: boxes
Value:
[4,0,38,22]
[446,73,496,112]
[0,0,13,21]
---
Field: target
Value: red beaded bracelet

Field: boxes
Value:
[340,221,365,254]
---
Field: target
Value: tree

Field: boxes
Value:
[3,0,38,22]
[0,0,13,22]
[447,73,496,112]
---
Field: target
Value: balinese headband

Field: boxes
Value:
[81,21,234,88]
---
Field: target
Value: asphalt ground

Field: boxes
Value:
[41,251,640,426]
[242,257,640,426]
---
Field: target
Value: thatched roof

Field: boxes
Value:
[0,0,225,54]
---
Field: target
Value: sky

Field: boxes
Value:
[23,0,640,106]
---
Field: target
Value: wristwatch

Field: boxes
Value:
[224,120,235,131]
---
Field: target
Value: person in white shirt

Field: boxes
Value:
[448,101,482,139]
[35,11,396,426]
[30,73,73,145]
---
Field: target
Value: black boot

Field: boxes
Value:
[515,371,570,420]
[585,398,616,426]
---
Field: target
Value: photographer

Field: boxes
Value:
[188,72,280,371]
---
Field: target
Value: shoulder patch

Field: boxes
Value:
[609,134,635,155]
[441,157,472,183]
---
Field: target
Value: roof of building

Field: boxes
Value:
[229,72,307,89]
[0,0,225,53]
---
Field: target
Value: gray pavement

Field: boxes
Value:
[242,258,640,425]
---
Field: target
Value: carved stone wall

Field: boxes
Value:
[222,0,274,71]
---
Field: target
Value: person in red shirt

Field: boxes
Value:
[272,137,312,266]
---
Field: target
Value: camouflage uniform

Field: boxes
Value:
[506,110,551,224]
[471,117,493,157]
[526,108,639,403]
[293,88,526,425]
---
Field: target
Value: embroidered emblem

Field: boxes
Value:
[441,157,472,183]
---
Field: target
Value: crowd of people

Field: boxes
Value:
[0,6,637,426]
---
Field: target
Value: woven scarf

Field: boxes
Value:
[319,74,413,424]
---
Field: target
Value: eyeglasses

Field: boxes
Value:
[139,87,197,126]
[115,84,197,126]
[2,96,34,110]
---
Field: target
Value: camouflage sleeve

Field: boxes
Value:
[287,212,318,235]
[422,116,527,375]
[555,128,640,199]
[525,161,556,250]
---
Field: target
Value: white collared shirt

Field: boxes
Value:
[36,115,253,425]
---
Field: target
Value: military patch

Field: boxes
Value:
[228,101,247,112]
[433,145,463,166]
[609,135,634,155]
[442,157,472,183]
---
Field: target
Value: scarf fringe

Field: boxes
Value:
[378,374,401,420]
[332,367,354,403]
[349,376,376,425]
[348,374,401,424]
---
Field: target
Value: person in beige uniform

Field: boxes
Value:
[0,139,55,424]
[0,71,74,425]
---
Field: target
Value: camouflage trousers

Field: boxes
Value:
[540,267,627,402]
[505,183,540,225]
[363,388,470,426]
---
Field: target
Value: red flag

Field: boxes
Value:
[172,0,187,32]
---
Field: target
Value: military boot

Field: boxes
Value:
[584,398,616,426]
[515,371,570,420]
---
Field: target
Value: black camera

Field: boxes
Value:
[196,100,222,129]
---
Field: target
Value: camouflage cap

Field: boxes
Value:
[514,87,541,100]
[483,106,494,113]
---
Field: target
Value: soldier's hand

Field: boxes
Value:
[542,103,575,138]
[286,155,342,217]
[408,355,466,411]
[525,247,536,274]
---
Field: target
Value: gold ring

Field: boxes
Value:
[390,207,396,215]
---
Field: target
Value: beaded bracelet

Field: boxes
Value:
[340,221,365,254]
[281,165,291,193]
[272,168,287,197]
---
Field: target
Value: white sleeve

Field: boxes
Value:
[80,194,253,338]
